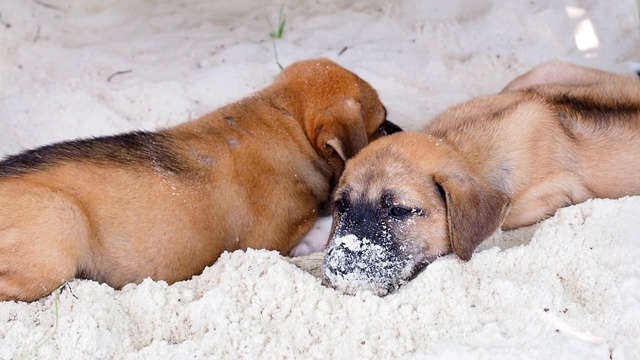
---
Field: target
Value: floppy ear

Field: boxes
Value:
[434,173,511,260]
[311,98,368,164]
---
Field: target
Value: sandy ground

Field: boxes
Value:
[0,0,639,358]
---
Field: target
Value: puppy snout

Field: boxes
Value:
[380,120,402,135]
[323,241,362,275]
[322,233,412,296]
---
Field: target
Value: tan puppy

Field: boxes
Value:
[0,58,401,302]
[322,62,640,296]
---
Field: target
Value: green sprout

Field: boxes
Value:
[266,5,286,70]
[267,4,286,39]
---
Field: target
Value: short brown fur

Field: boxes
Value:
[324,62,640,294]
[0,58,396,301]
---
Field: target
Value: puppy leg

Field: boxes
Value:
[502,61,620,91]
[0,182,90,301]
[503,172,593,230]
[289,216,332,257]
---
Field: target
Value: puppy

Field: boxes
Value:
[322,61,640,296]
[0,58,401,302]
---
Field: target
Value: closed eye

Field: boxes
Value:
[388,205,426,220]
[389,206,411,218]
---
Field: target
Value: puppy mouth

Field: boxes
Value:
[322,233,419,296]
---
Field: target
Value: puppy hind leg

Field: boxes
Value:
[502,61,617,91]
[0,184,92,302]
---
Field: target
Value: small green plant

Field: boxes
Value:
[266,5,286,70]
[267,5,286,39]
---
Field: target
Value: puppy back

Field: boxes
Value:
[0,131,187,178]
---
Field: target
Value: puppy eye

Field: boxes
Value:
[389,206,412,219]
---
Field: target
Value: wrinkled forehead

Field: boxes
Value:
[335,132,453,205]
[336,150,424,205]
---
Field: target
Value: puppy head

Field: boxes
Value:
[276,58,401,179]
[322,132,510,296]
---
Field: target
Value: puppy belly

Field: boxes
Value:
[289,216,332,257]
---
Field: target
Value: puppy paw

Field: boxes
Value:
[289,216,333,257]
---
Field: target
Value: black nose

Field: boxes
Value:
[321,233,411,296]
[323,242,361,276]
[380,120,402,135]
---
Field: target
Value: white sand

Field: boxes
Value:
[1,0,639,358]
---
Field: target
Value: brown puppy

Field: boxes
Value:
[0,58,401,302]
[322,62,640,296]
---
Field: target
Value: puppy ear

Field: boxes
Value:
[326,138,350,162]
[434,173,511,260]
[311,98,368,163]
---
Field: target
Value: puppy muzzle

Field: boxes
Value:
[322,219,414,296]
[380,120,402,136]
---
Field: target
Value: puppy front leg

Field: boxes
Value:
[502,172,593,230]
[0,183,90,302]
[289,216,332,257]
